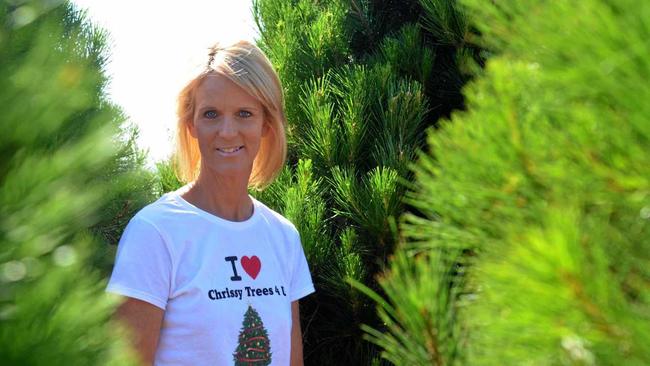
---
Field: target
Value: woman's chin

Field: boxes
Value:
[201,164,253,181]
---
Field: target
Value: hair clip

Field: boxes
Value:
[206,44,223,69]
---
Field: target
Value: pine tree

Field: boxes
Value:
[0,1,138,364]
[359,0,650,364]
[89,123,158,275]
[233,305,272,365]
[252,0,480,364]
[154,158,183,194]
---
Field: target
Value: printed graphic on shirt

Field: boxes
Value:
[241,255,261,279]
[233,305,271,365]
[224,255,263,280]
[207,255,288,302]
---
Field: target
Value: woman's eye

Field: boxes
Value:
[204,110,218,119]
[238,110,252,118]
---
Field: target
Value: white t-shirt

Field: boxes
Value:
[107,187,315,365]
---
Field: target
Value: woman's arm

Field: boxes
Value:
[116,297,165,366]
[290,300,304,366]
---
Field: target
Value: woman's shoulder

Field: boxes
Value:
[252,197,299,236]
[131,187,192,226]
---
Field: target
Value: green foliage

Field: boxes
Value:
[419,0,468,46]
[155,158,184,195]
[253,0,349,152]
[376,23,435,90]
[90,124,158,274]
[298,64,428,175]
[331,166,401,243]
[0,1,138,364]
[352,250,464,365]
[363,0,650,364]
[254,0,478,364]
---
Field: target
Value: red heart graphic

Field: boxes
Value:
[241,255,261,280]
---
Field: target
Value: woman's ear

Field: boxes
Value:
[262,120,271,137]
[187,118,197,138]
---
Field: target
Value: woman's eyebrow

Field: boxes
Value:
[197,105,261,111]
[196,105,217,111]
[239,105,262,111]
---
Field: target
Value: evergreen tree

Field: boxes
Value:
[252,0,480,364]
[57,6,158,276]
[0,1,139,364]
[234,305,272,365]
[154,158,183,194]
[89,123,158,275]
[360,0,650,364]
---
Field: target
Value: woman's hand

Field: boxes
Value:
[116,297,165,366]
[290,300,304,366]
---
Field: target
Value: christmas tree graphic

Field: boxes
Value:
[233,305,272,365]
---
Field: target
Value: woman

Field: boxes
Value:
[107,41,314,366]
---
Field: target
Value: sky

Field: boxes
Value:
[71,0,258,164]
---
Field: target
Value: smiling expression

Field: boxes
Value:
[189,74,268,181]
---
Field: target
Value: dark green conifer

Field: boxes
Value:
[252,0,479,364]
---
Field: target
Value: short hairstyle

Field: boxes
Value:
[175,40,287,189]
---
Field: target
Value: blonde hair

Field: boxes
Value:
[175,40,287,189]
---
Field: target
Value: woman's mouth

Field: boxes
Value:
[216,146,244,155]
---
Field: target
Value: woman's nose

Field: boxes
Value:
[217,116,237,138]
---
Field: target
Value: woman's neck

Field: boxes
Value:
[182,172,253,222]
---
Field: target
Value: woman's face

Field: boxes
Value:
[189,74,267,181]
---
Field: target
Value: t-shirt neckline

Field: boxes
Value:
[171,185,261,229]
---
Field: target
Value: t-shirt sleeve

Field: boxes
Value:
[106,216,172,310]
[289,231,315,301]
